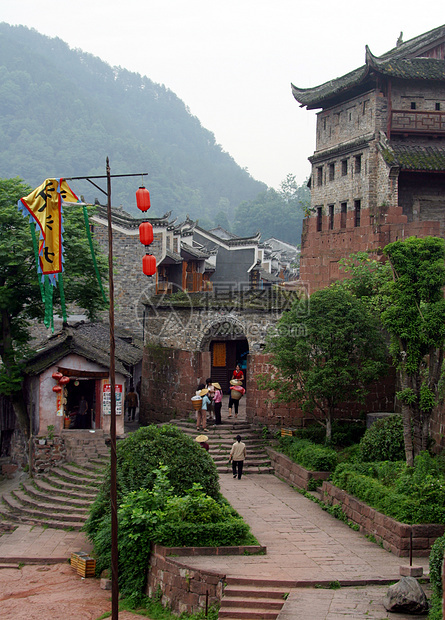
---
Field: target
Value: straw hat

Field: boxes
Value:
[199,388,209,397]
[230,379,242,386]
[212,382,222,390]
[195,434,208,443]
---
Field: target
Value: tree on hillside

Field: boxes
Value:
[381,237,445,465]
[232,174,308,244]
[0,177,108,440]
[258,287,387,442]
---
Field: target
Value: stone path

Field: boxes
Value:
[175,474,431,619]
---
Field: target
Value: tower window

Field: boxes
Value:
[317,207,323,232]
[340,203,347,228]
[328,205,334,230]
[411,102,416,110]
[354,200,361,227]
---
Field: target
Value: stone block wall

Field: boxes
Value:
[146,545,225,615]
[32,435,67,473]
[246,352,396,428]
[322,481,445,557]
[265,448,331,490]
[140,347,208,424]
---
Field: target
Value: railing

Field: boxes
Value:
[390,109,445,135]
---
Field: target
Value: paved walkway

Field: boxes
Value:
[0,405,433,618]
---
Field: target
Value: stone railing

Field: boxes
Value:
[146,543,266,614]
[321,481,445,557]
[265,447,331,490]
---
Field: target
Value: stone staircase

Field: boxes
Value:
[219,577,290,619]
[62,429,110,466]
[170,418,274,475]
[0,458,107,531]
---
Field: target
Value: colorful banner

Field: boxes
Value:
[18,178,79,283]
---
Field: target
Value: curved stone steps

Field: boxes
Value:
[21,482,92,509]
[35,475,98,498]
[0,461,105,531]
[44,467,102,487]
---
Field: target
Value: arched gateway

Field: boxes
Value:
[139,293,287,425]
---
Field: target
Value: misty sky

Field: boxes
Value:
[2,1,444,188]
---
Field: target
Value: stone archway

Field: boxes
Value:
[198,317,249,394]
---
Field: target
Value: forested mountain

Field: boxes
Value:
[0,23,266,220]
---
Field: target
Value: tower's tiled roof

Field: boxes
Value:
[292,25,445,109]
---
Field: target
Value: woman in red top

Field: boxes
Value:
[229,364,244,418]
[232,364,244,381]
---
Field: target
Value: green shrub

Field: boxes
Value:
[293,421,366,447]
[85,424,219,538]
[331,460,445,524]
[88,464,255,602]
[429,533,445,597]
[279,437,337,471]
[358,415,405,462]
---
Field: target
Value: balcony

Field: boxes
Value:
[390,109,445,137]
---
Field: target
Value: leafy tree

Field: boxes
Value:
[259,287,387,441]
[232,174,308,244]
[381,236,445,465]
[0,177,108,440]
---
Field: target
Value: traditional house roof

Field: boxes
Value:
[180,242,210,260]
[159,249,182,265]
[381,144,445,171]
[208,226,238,240]
[194,225,261,248]
[25,322,142,377]
[292,25,445,110]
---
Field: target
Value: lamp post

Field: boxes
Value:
[66,160,153,619]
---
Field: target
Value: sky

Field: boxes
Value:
[1,1,444,189]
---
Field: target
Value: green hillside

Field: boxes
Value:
[0,22,266,220]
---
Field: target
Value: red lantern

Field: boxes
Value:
[136,186,151,212]
[52,372,63,381]
[139,222,154,246]
[59,376,70,385]
[52,385,62,392]
[142,254,156,276]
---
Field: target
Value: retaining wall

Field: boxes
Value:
[146,543,265,615]
[265,447,331,490]
[321,481,445,557]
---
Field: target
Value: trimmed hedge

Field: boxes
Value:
[278,436,338,471]
[331,452,445,524]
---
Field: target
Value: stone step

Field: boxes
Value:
[0,507,83,531]
[10,490,88,517]
[39,470,98,499]
[44,468,103,487]
[27,478,97,503]
[59,463,104,481]
[219,581,288,620]
[21,482,92,509]
[2,492,87,525]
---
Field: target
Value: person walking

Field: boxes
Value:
[125,386,138,421]
[197,388,211,431]
[229,434,246,479]
[212,382,223,424]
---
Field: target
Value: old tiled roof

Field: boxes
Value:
[292,24,445,109]
[366,51,445,80]
[180,243,210,259]
[25,322,142,376]
[381,145,445,171]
